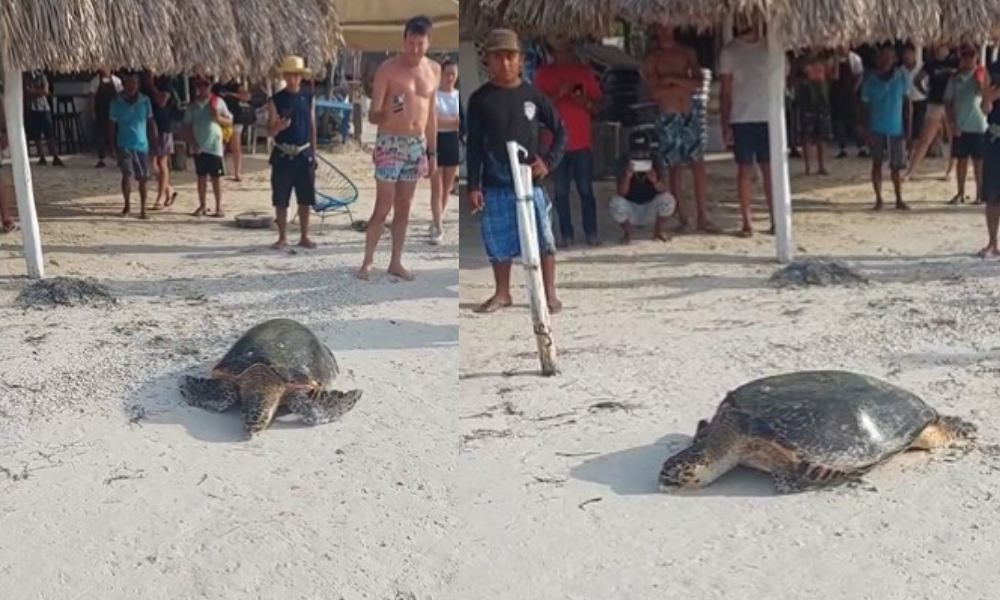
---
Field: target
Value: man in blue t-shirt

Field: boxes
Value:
[109,71,158,220]
[861,45,911,211]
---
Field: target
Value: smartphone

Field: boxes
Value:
[391,93,406,113]
[630,159,652,173]
[573,84,584,95]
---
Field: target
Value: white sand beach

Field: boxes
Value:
[0,146,459,599]
[458,151,1000,599]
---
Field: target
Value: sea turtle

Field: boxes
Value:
[179,318,362,437]
[658,370,976,494]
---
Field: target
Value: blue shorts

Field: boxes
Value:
[480,186,556,263]
[732,122,771,166]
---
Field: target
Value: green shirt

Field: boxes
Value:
[944,71,988,134]
[183,96,231,157]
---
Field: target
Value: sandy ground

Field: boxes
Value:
[458,148,1000,599]
[0,145,459,599]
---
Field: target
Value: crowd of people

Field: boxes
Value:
[464,23,1000,314]
[1,14,462,282]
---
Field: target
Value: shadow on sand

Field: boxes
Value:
[569,433,778,498]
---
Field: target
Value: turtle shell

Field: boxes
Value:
[214,318,339,388]
[720,370,937,469]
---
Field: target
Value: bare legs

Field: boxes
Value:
[121,175,148,220]
[981,203,1000,258]
[476,254,562,314]
[228,130,243,181]
[669,161,717,232]
[430,165,457,242]
[152,155,175,209]
[736,162,774,236]
[357,180,418,281]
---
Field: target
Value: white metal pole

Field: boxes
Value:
[505,141,557,376]
[3,57,45,279]
[766,26,793,264]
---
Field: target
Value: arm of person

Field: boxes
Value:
[943,79,958,132]
[537,93,566,172]
[465,91,485,192]
[310,96,318,160]
[425,63,440,156]
[981,71,999,114]
[233,82,252,103]
[367,62,391,125]
[146,99,159,147]
[266,99,286,137]
[212,97,233,127]
[718,47,734,132]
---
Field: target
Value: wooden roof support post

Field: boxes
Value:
[2,55,45,279]
[766,20,794,264]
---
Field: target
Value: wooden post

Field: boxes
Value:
[766,24,794,264]
[3,57,45,279]
[506,141,557,376]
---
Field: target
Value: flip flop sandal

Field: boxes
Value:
[164,192,178,207]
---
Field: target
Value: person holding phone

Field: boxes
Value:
[267,56,319,250]
[534,38,603,247]
[357,15,441,281]
[609,130,676,244]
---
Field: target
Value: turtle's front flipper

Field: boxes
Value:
[285,388,363,426]
[179,376,240,412]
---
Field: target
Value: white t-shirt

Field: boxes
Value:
[719,37,781,124]
[89,74,122,95]
[436,89,460,132]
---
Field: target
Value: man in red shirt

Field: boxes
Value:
[535,40,602,246]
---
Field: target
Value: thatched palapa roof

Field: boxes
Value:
[0,0,342,78]
[462,0,1000,47]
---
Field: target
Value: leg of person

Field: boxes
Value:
[161,136,177,207]
[292,155,318,248]
[532,187,562,313]
[970,133,985,205]
[752,122,774,232]
[193,155,209,216]
[731,124,756,236]
[359,135,403,277]
[684,112,716,233]
[440,166,457,219]
[43,113,63,166]
[271,157,294,249]
[118,149,134,215]
[979,138,1000,257]
[652,192,677,241]
[574,148,600,245]
[135,152,150,219]
[0,180,17,232]
[951,134,970,204]
[609,195,634,244]
[28,112,46,164]
[429,163,444,241]
[668,165,688,231]
[152,152,166,209]
[870,135,886,210]
[209,154,225,217]
[803,139,813,174]
[384,138,424,280]
[230,125,243,181]
[95,117,109,167]
[889,136,908,210]
[551,150,575,247]
[474,186,520,313]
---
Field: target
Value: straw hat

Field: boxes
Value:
[275,55,312,76]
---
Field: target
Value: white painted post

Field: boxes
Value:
[2,57,45,279]
[505,141,557,376]
[766,25,794,264]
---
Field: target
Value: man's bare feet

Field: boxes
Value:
[547,297,563,314]
[191,207,207,217]
[473,295,513,314]
[652,228,670,242]
[139,211,148,220]
[355,263,373,280]
[387,264,414,281]
[619,233,631,245]
[271,238,288,250]
[121,207,130,216]
[977,245,1000,258]
[297,238,317,249]
[895,200,911,211]
[697,219,721,234]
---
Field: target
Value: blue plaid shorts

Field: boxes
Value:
[481,186,556,263]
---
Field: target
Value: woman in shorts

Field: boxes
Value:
[143,72,178,210]
[429,59,461,245]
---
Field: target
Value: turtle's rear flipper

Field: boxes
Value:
[179,376,240,412]
[285,389,363,426]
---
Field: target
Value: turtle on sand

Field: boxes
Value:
[179,318,362,437]
[658,370,976,494]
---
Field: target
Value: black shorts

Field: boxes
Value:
[270,152,316,208]
[732,122,770,166]
[437,131,461,167]
[194,153,224,178]
[952,132,985,160]
[27,111,54,141]
[798,111,831,143]
[982,136,1000,205]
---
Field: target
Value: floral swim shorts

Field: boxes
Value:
[373,134,427,182]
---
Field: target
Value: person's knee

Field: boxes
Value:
[654,193,676,218]
[609,196,630,223]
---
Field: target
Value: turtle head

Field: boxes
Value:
[658,448,715,492]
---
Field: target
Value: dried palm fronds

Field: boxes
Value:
[0,0,341,79]
[462,0,1000,47]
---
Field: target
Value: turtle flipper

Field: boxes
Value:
[285,388,363,426]
[771,464,862,494]
[179,376,240,412]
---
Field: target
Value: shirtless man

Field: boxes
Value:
[642,25,718,233]
[357,15,440,281]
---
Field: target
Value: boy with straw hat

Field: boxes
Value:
[266,55,319,250]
